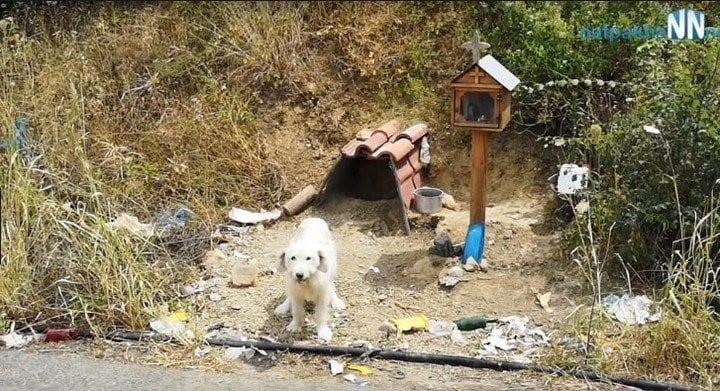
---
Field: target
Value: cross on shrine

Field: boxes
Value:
[461,30,491,63]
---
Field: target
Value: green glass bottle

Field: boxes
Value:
[454,316,497,331]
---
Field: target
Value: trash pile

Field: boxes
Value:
[602,293,662,325]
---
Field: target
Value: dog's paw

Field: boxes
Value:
[274,301,291,317]
[331,297,346,311]
[316,325,333,342]
[285,320,303,333]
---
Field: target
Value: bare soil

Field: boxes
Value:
[184,148,593,388]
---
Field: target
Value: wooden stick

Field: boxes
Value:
[470,131,488,225]
[282,185,318,216]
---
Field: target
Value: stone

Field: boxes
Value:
[429,231,455,258]
[441,194,459,211]
[232,264,260,287]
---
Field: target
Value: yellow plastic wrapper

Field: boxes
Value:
[389,314,429,338]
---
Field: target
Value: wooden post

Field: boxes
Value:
[470,130,488,225]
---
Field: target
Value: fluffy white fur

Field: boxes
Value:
[274,217,345,342]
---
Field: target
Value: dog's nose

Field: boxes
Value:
[295,272,304,280]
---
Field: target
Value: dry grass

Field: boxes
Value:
[545,193,720,388]
[0,1,477,336]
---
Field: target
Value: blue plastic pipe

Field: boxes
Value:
[462,222,485,264]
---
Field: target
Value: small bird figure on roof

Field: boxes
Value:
[461,30,491,63]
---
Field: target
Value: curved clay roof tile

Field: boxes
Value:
[395,123,429,144]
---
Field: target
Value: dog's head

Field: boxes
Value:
[277,243,329,283]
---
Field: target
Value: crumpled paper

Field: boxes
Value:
[149,310,195,340]
[602,294,662,325]
[228,207,282,225]
[480,316,549,360]
[428,320,468,346]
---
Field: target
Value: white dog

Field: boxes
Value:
[274,217,345,342]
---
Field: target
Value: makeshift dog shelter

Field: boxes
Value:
[315,120,430,235]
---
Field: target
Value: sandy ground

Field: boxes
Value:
[175,185,593,389]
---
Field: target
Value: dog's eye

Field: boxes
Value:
[305,256,311,261]
[290,256,296,261]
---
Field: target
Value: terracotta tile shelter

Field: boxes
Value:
[316,120,430,234]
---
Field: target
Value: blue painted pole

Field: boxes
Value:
[462,130,488,264]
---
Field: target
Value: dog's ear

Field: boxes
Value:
[317,249,329,273]
[277,251,287,272]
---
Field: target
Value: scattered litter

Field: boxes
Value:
[368,266,380,274]
[228,207,282,225]
[388,314,429,338]
[441,193,459,211]
[328,359,344,375]
[251,346,268,356]
[343,374,368,386]
[454,315,497,331]
[532,289,553,313]
[0,117,29,151]
[45,328,83,342]
[420,136,431,166]
[224,347,255,360]
[208,293,222,302]
[149,310,194,340]
[643,124,661,135]
[616,385,644,391]
[194,346,211,358]
[428,320,468,346]
[180,284,204,298]
[447,266,463,278]
[554,164,589,195]
[231,264,259,287]
[602,294,662,325]
[0,323,38,349]
[438,275,461,288]
[462,257,479,272]
[480,316,549,358]
[346,363,373,376]
[155,204,193,234]
[109,213,155,238]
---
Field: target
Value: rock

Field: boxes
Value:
[255,224,265,233]
[378,294,388,302]
[462,257,479,272]
[429,231,455,258]
[232,264,260,287]
[478,258,489,273]
[209,293,222,302]
[439,276,461,288]
[203,248,228,271]
[229,303,243,310]
[442,194,459,210]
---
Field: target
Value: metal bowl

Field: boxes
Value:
[413,187,443,214]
